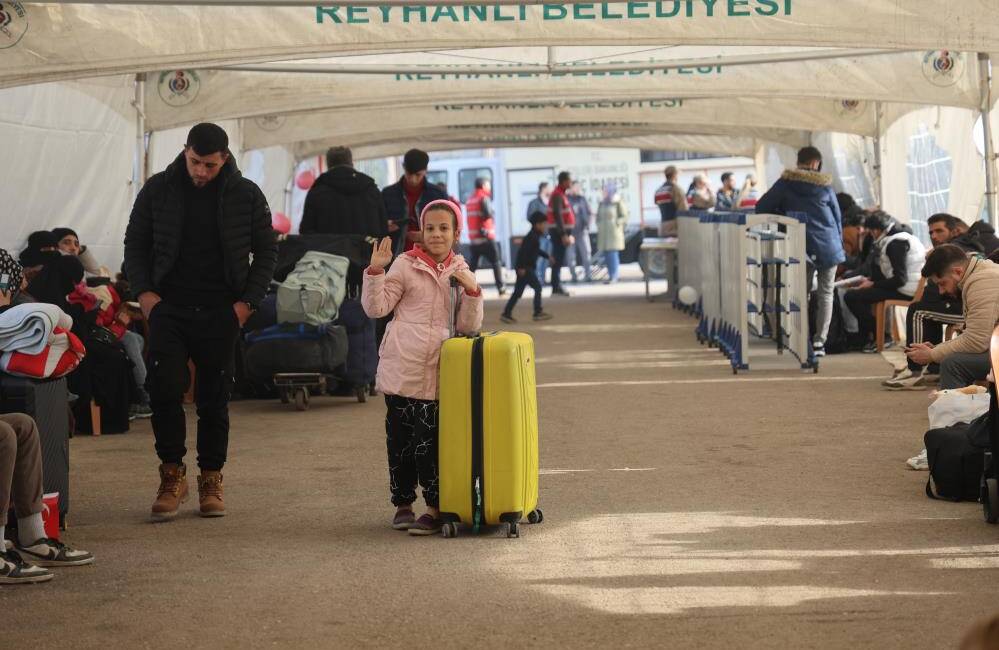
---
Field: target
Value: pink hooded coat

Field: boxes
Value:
[362,200,484,401]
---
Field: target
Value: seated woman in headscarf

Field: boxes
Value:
[51,228,111,278]
[27,256,136,434]
[18,231,62,284]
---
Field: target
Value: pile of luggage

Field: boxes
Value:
[242,234,377,410]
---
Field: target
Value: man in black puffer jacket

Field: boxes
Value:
[300,146,387,238]
[124,123,277,522]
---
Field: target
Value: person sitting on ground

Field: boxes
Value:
[905,245,999,390]
[361,200,483,536]
[501,211,554,324]
[299,146,388,239]
[0,411,94,584]
[715,172,737,211]
[842,211,926,353]
[597,183,629,285]
[885,214,979,390]
[687,174,715,210]
[51,228,111,278]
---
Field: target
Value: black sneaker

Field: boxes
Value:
[552,289,572,297]
[129,403,153,420]
[533,312,553,321]
[500,314,516,324]
[16,538,94,567]
[812,343,826,358]
[0,549,53,584]
[862,341,878,354]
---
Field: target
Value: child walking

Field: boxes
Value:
[500,211,553,324]
[362,200,484,536]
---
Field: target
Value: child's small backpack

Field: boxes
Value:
[276,251,350,326]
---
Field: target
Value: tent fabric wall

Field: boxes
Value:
[143,50,983,131]
[240,146,296,220]
[0,74,136,273]
[4,3,999,89]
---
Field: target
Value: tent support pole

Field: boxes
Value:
[980,53,997,227]
[873,101,884,208]
[133,73,147,192]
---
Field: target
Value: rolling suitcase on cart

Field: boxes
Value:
[438,332,543,538]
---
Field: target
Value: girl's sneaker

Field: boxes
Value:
[392,508,416,530]
[408,514,442,536]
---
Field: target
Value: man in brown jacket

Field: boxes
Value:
[906,244,999,389]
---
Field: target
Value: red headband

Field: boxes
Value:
[420,199,463,233]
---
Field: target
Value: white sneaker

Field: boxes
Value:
[906,449,929,471]
[886,370,937,391]
[882,367,914,386]
[0,549,53,584]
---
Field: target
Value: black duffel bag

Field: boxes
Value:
[244,323,349,381]
[925,413,990,502]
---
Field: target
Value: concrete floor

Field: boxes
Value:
[6,276,999,649]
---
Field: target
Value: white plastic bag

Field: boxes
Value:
[928,387,989,429]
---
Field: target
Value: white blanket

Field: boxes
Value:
[0,303,74,356]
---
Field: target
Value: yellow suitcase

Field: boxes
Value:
[438,332,542,538]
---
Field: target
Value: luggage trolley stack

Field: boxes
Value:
[675,211,709,316]
[695,212,723,344]
[710,212,817,373]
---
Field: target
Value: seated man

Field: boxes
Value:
[1,413,93,583]
[843,212,926,353]
[886,213,977,389]
[906,245,999,390]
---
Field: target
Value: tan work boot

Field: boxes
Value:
[197,471,226,517]
[151,463,189,522]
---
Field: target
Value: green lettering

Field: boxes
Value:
[727,0,750,15]
[347,6,368,23]
[462,5,487,21]
[696,65,714,73]
[627,2,650,18]
[520,5,527,19]
[415,73,431,80]
[755,0,779,15]
[378,6,391,21]
[686,0,695,17]
[403,5,426,22]
[573,3,595,19]
[785,0,792,15]
[601,3,623,18]
[543,4,568,20]
[493,5,514,20]
[677,66,693,74]
[315,6,342,24]
[431,5,459,21]
[701,0,718,16]
[656,1,681,17]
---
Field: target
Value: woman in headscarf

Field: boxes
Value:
[597,183,629,284]
[18,231,62,280]
[51,227,111,278]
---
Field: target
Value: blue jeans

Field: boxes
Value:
[605,250,621,281]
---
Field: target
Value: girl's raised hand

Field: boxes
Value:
[370,237,394,271]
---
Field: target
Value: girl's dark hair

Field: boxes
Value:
[423,203,459,231]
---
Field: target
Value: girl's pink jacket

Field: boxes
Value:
[362,250,484,401]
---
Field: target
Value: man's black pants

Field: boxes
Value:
[503,270,543,317]
[843,286,909,340]
[147,303,239,471]
[549,230,568,293]
[904,282,963,372]
[468,240,504,291]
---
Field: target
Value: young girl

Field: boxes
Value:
[362,200,484,536]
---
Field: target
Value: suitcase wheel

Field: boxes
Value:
[506,522,520,539]
[527,509,544,525]
[294,388,309,411]
[983,477,999,524]
[441,522,458,539]
[356,387,368,403]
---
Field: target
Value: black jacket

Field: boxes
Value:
[382,178,448,254]
[300,166,388,238]
[968,222,999,257]
[123,153,277,307]
[515,229,549,270]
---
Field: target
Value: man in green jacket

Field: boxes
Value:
[906,244,999,389]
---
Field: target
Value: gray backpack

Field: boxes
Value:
[276,251,350,325]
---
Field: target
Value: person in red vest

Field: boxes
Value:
[547,171,576,297]
[465,177,506,295]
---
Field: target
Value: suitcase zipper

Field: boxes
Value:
[471,336,485,532]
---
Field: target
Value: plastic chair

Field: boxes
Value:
[875,277,926,352]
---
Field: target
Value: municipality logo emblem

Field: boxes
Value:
[254,115,287,131]
[835,100,866,117]
[0,1,27,49]
[158,70,201,107]
[923,50,964,87]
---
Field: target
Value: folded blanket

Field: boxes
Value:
[0,303,74,356]
[0,327,85,379]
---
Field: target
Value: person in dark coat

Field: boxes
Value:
[124,122,277,522]
[18,231,62,273]
[381,149,448,256]
[756,146,845,357]
[967,221,999,257]
[300,146,388,239]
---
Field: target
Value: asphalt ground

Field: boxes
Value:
[5,273,999,649]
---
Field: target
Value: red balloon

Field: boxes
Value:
[271,212,291,234]
[296,170,316,190]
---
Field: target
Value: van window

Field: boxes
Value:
[459,168,492,203]
[426,170,448,193]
